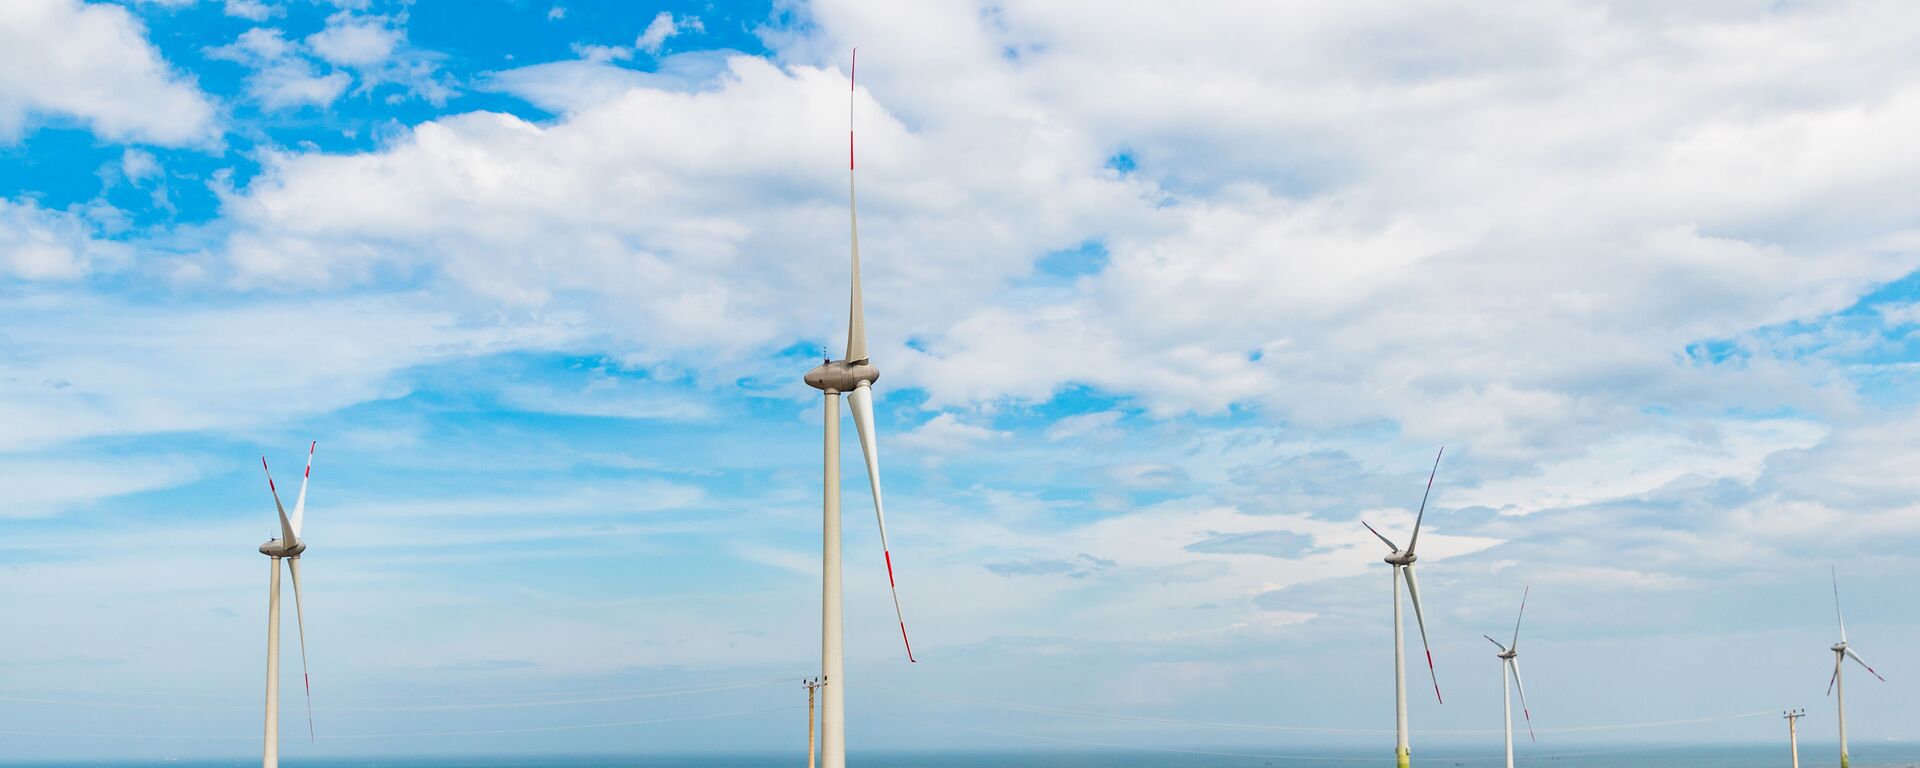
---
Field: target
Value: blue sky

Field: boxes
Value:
[3,0,1920,761]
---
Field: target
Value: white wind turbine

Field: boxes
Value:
[1827,568,1884,768]
[257,442,317,768]
[1482,586,1534,768]
[800,49,916,768]
[1361,447,1446,768]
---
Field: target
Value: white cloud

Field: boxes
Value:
[570,42,632,63]
[636,11,701,55]
[896,412,1006,454]
[0,0,217,145]
[0,199,127,280]
[223,0,273,21]
[206,27,349,109]
[0,294,583,450]
[547,5,565,21]
[0,456,201,518]
[305,11,400,68]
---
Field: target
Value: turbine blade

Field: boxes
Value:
[843,48,867,364]
[1403,565,1441,703]
[291,441,315,537]
[1827,656,1840,696]
[1827,568,1843,645]
[1831,567,1848,643]
[1361,520,1400,552]
[1406,447,1443,554]
[1511,584,1530,651]
[1483,634,1507,653]
[288,557,314,742]
[1845,647,1886,682]
[848,383,914,662]
[1509,657,1535,742]
[262,457,295,546]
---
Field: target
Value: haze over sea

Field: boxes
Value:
[13,750,1920,768]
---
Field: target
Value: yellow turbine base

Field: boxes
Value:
[1396,746,1411,768]
[1841,751,1849,768]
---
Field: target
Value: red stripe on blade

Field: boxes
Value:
[1427,650,1442,703]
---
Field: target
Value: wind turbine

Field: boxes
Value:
[257,442,316,768]
[1482,586,1534,768]
[801,49,915,768]
[1827,568,1884,768]
[1361,447,1445,768]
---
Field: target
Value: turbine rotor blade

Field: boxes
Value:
[1845,647,1886,682]
[1511,584,1530,651]
[843,48,867,364]
[1403,565,1441,703]
[1406,447,1443,554]
[1509,657,1535,742]
[288,557,314,742]
[291,441,314,538]
[1483,634,1507,653]
[1361,520,1399,552]
[1827,656,1840,696]
[1831,567,1848,643]
[262,457,295,546]
[848,383,914,662]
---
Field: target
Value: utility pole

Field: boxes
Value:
[1784,709,1805,768]
[806,677,827,768]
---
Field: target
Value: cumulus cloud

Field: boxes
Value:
[0,0,217,145]
[206,27,350,109]
[636,11,702,54]
[305,11,401,67]
[0,199,127,280]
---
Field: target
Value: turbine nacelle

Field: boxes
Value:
[805,358,879,394]
[1385,551,1417,567]
[1832,642,1849,653]
[259,538,307,558]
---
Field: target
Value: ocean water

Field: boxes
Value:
[21,749,1920,768]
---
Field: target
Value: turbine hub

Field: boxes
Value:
[1832,642,1848,653]
[1385,551,1416,566]
[1500,650,1517,660]
[260,538,306,558]
[805,358,879,394]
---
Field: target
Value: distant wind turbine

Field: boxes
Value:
[1361,447,1446,768]
[1827,568,1884,768]
[1483,586,1534,768]
[800,48,916,768]
[257,442,317,768]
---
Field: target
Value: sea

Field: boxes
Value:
[18,749,1920,768]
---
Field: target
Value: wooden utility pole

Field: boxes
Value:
[805,677,827,768]
[1784,709,1805,768]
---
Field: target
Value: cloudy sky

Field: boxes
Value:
[2,0,1918,761]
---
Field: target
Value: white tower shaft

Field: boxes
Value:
[1836,652,1848,768]
[1394,565,1410,768]
[263,557,281,768]
[1502,662,1513,768]
[821,393,846,768]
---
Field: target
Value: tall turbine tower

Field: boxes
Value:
[802,49,917,768]
[1482,586,1534,768]
[257,442,317,768]
[1361,447,1446,768]
[1827,568,1885,768]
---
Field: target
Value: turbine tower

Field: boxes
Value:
[1361,447,1446,768]
[1827,568,1884,768]
[1482,586,1534,768]
[802,49,916,768]
[257,442,317,768]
